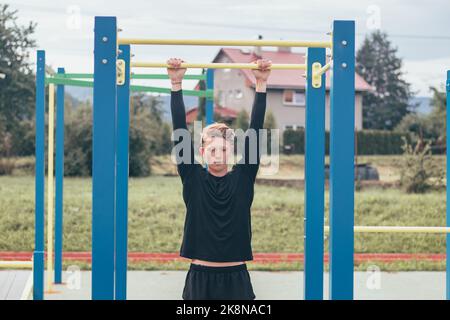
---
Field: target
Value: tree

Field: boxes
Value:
[234,109,249,130]
[427,86,446,142]
[129,94,172,176]
[63,93,172,177]
[356,31,413,130]
[196,69,206,125]
[263,110,277,154]
[0,4,36,156]
[394,85,446,153]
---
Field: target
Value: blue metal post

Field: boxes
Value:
[33,50,46,300]
[54,67,65,284]
[92,16,117,300]
[329,20,355,300]
[115,44,130,300]
[446,70,450,300]
[304,48,326,300]
[205,68,214,125]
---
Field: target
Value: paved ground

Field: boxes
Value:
[0,271,32,300]
[40,271,447,300]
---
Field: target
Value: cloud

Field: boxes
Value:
[9,0,450,97]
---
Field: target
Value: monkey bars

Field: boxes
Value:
[89,16,352,302]
[118,38,332,48]
[52,73,206,80]
[131,61,307,70]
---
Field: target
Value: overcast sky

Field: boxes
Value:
[9,0,450,96]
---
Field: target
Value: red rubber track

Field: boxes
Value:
[0,252,446,263]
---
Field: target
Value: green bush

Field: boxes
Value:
[283,129,305,154]
[63,94,172,177]
[282,129,408,155]
[64,104,92,176]
[0,158,15,175]
[399,137,444,193]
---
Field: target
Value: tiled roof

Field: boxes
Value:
[213,48,372,91]
[186,106,239,124]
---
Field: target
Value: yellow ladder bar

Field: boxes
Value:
[131,62,307,70]
[118,38,332,48]
[324,226,450,234]
[314,61,332,77]
[0,261,33,268]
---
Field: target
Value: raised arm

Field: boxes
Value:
[240,59,271,181]
[168,58,197,180]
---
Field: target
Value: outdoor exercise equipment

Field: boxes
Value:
[32,49,212,300]
[31,15,450,301]
[86,16,342,300]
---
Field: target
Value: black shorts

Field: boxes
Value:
[182,263,256,300]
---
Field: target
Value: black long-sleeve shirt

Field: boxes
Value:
[170,89,267,262]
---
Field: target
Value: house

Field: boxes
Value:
[201,46,372,136]
[186,105,238,127]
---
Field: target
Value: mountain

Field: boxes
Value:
[409,96,432,114]
[158,95,199,122]
[66,86,93,104]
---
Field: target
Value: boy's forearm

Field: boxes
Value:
[255,80,267,92]
[170,90,187,130]
[249,88,267,131]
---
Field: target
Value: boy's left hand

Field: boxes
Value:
[251,59,272,81]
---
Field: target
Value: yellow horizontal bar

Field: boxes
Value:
[324,226,450,234]
[0,261,33,268]
[131,62,306,70]
[314,61,332,76]
[119,38,332,48]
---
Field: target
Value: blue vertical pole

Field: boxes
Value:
[33,50,45,300]
[92,16,117,300]
[329,20,355,300]
[54,67,65,284]
[304,48,326,300]
[446,70,450,300]
[205,69,214,125]
[115,44,130,300]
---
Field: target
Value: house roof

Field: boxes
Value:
[212,48,372,92]
[186,106,239,124]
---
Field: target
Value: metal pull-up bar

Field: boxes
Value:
[118,38,332,48]
[131,61,307,70]
[324,226,450,234]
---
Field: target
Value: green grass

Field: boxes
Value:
[0,175,447,271]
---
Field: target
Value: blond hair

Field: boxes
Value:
[201,122,235,146]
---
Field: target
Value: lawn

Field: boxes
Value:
[0,172,447,271]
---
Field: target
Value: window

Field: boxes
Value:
[283,90,306,106]
[284,124,304,131]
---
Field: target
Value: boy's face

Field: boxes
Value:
[200,137,232,172]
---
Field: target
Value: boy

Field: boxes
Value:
[168,57,271,300]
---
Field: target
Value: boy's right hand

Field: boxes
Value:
[167,58,187,83]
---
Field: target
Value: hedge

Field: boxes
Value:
[282,129,408,155]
